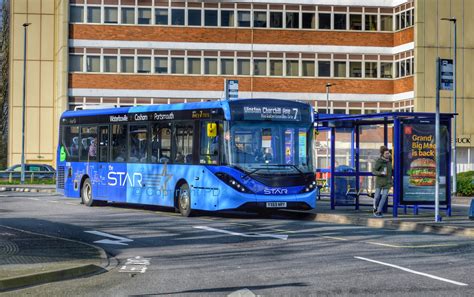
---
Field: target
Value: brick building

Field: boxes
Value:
[7,0,474,170]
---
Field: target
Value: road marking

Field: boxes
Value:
[119,256,151,274]
[65,202,77,206]
[228,288,256,297]
[28,198,40,201]
[318,235,349,241]
[366,242,458,249]
[48,200,59,203]
[85,230,133,246]
[354,256,468,286]
[193,226,288,240]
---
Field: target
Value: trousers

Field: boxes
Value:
[374,188,389,213]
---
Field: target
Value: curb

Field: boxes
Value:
[0,225,112,292]
[0,187,55,193]
[0,264,106,292]
[311,212,474,238]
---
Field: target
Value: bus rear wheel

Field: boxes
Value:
[81,178,96,207]
[178,183,192,217]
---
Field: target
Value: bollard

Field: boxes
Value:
[8,172,12,183]
[30,172,34,183]
[469,199,474,220]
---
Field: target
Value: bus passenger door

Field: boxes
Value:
[97,126,109,198]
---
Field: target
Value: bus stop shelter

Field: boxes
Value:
[314,112,455,217]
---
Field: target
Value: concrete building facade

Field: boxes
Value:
[7,0,473,171]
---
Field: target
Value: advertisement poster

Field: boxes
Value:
[400,123,449,204]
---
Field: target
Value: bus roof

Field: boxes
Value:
[60,99,313,122]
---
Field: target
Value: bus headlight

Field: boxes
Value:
[215,173,253,194]
[300,179,317,194]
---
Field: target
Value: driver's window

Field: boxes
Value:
[200,121,219,164]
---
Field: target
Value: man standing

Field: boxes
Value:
[372,146,393,217]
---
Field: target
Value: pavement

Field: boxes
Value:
[0,225,109,292]
[0,184,473,292]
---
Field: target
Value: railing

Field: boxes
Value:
[0,171,56,183]
[457,163,474,173]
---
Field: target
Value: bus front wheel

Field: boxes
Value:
[81,178,95,207]
[178,183,192,217]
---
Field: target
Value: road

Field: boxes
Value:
[0,191,473,296]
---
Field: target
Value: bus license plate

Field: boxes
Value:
[266,202,287,208]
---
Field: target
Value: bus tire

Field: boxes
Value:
[81,178,96,207]
[177,182,192,217]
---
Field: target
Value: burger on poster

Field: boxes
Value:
[407,158,436,186]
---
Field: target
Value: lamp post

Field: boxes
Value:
[20,23,31,185]
[441,17,457,195]
[325,83,334,114]
[325,83,334,170]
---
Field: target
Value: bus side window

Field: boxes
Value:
[112,124,127,162]
[79,126,98,162]
[129,124,148,163]
[63,126,79,161]
[151,124,171,163]
[174,123,194,164]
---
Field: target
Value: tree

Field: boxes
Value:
[0,0,9,168]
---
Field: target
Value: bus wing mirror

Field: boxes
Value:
[207,123,217,137]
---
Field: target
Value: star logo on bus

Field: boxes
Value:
[158,162,173,191]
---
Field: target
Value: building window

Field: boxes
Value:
[238,11,251,27]
[270,60,283,76]
[221,59,234,75]
[254,59,267,76]
[365,15,377,31]
[104,56,117,72]
[171,9,185,25]
[254,11,267,28]
[318,13,331,29]
[204,58,218,74]
[188,58,201,74]
[138,8,151,25]
[365,62,378,78]
[302,13,315,29]
[87,7,101,23]
[137,57,151,73]
[318,61,330,77]
[270,12,283,28]
[350,61,362,77]
[205,10,218,26]
[70,6,84,23]
[349,14,362,30]
[121,56,134,73]
[334,14,347,30]
[155,57,168,73]
[286,60,299,76]
[104,7,118,24]
[302,61,315,76]
[286,12,299,28]
[221,10,234,27]
[237,59,250,75]
[395,61,400,77]
[380,15,392,31]
[400,60,406,76]
[122,7,135,24]
[380,62,393,78]
[188,9,201,26]
[171,58,185,74]
[155,9,168,25]
[86,56,100,72]
[334,61,347,77]
[69,55,83,72]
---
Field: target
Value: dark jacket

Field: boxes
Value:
[372,157,393,189]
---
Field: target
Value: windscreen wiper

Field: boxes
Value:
[263,164,306,177]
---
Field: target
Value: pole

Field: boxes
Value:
[452,19,457,195]
[325,83,331,170]
[20,23,31,185]
[435,58,441,222]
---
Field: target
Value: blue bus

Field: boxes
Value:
[56,99,317,216]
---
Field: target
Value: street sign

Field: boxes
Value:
[225,79,239,100]
[439,59,453,91]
